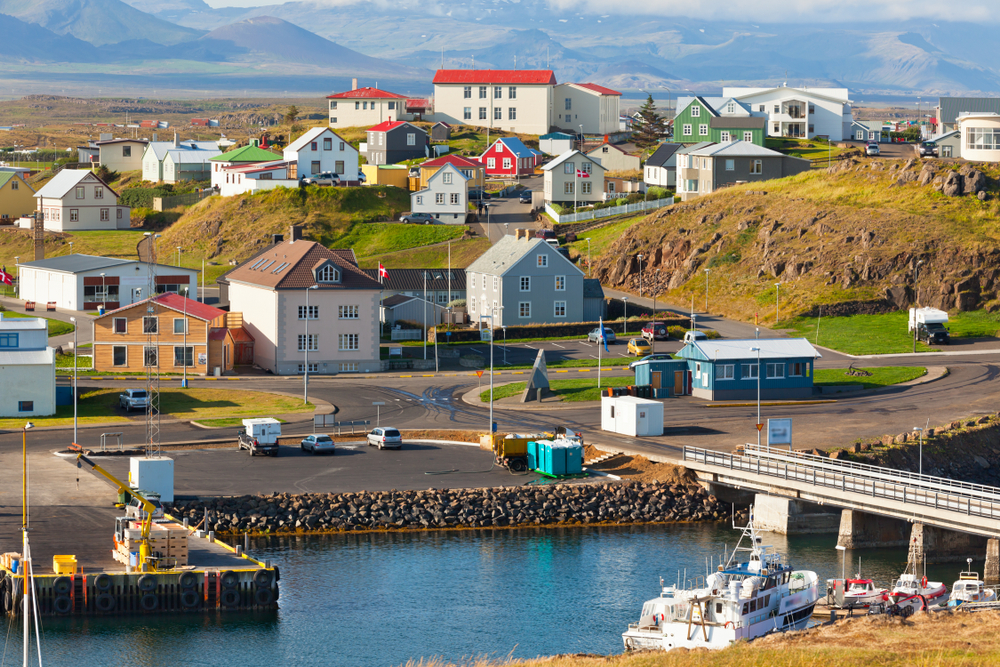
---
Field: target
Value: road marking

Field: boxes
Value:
[513,371,525,374]
[422,374,434,377]
[555,370,569,373]
[551,343,565,349]
[577,369,591,372]
[590,354,599,359]
[400,375,413,378]
[580,342,593,347]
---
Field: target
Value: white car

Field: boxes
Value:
[367,427,403,450]
[682,330,708,344]
[300,434,336,455]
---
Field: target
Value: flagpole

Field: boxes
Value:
[598,316,603,389]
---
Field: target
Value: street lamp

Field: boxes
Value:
[69,317,77,444]
[100,273,106,312]
[584,238,592,278]
[636,254,644,299]
[622,297,628,336]
[502,325,507,365]
[22,421,34,528]
[774,282,781,324]
[182,287,189,388]
[481,311,495,436]
[176,246,182,267]
[303,284,318,404]
[704,268,710,312]
[69,241,74,255]
[750,346,761,448]
[913,426,924,475]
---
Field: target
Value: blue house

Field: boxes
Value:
[676,339,821,401]
[633,358,690,397]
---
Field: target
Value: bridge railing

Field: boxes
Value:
[682,446,1000,523]
[740,443,1000,503]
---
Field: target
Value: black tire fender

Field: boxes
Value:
[254,587,274,606]
[53,576,72,595]
[220,588,241,608]
[140,592,158,611]
[252,569,272,589]
[94,573,113,592]
[53,595,72,614]
[180,590,200,609]
[178,571,198,590]
[220,570,239,589]
[137,574,157,592]
[96,593,116,612]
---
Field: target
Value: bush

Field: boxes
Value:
[647,186,672,200]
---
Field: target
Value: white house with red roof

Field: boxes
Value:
[432,69,556,135]
[327,79,408,129]
[283,126,359,180]
[364,121,428,165]
[478,137,543,178]
[553,83,622,135]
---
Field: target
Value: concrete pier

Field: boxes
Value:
[908,522,989,564]
[753,494,841,534]
[985,539,999,585]
[837,509,910,549]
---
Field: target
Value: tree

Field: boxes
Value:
[284,105,300,124]
[633,94,667,149]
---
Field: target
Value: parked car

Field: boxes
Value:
[367,427,403,450]
[682,330,708,344]
[119,389,149,412]
[301,172,341,186]
[629,353,673,370]
[918,143,938,157]
[469,188,491,201]
[544,238,560,248]
[519,191,532,204]
[866,143,880,156]
[916,321,950,345]
[535,229,556,240]
[627,338,652,357]
[564,232,578,243]
[641,321,669,341]
[300,434,336,455]
[400,212,436,224]
[357,170,367,183]
[587,327,617,345]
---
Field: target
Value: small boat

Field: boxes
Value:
[843,578,888,607]
[889,573,947,605]
[946,560,997,607]
[622,506,820,652]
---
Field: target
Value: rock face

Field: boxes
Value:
[165,482,727,535]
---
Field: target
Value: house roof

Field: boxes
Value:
[433,69,556,85]
[0,349,53,365]
[96,139,149,146]
[481,137,536,160]
[368,120,421,133]
[678,338,821,361]
[17,254,138,273]
[406,99,431,110]
[0,314,46,332]
[383,294,444,310]
[938,97,1000,125]
[466,235,582,278]
[145,140,219,162]
[381,294,414,308]
[432,122,452,128]
[0,171,32,191]
[33,169,118,200]
[223,160,290,174]
[929,130,960,142]
[675,141,716,155]
[166,148,222,165]
[540,132,575,140]
[645,143,682,168]
[690,140,790,158]
[285,126,347,153]
[327,87,407,100]
[362,268,466,291]
[421,154,482,169]
[724,86,851,106]
[229,326,254,343]
[96,293,225,322]
[210,145,282,163]
[225,238,381,291]
[709,116,766,129]
[541,149,604,172]
[572,83,622,96]
[583,278,604,299]
[586,142,633,157]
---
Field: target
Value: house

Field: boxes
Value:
[16,254,198,312]
[97,139,148,173]
[937,97,1000,133]
[217,161,298,197]
[91,293,236,375]
[379,294,448,327]
[410,163,469,223]
[34,170,130,232]
[430,122,452,143]
[849,120,883,143]
[405,98,433,122]
[363,121,428,165]
[676,141,810,202]
[958,112,1000,161]
[418,154,485,191]
[432,69,556,136]
[539,132,576,156]
[644,143,682,188]
[632,357,692,397]
[676,338,821,401]
[283,126,359,180]
[478,137,540,178]
[0,313,55,417]
[0,171,35,221]
[327,80,408,129]
[541,150,606,205]
[362,268,466,305]
[603,177,644,200]
[552,83,622,135]
[465,235,585,327]
[210,145,282,191]
[583,278,606,321]
[722,86,852,140]
[360,164,409,188]
[672,97,766,145]
[929,130,960,158]
[224,226,383,375]
[586,142,641,172]
[142,137,221,183]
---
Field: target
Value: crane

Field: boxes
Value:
[76,453,160,571]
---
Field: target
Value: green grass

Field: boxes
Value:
[359,237,491,269]
[504,357,634,370]
[480,376,632,402]
[337,223,465,259]
[562,216,645,266]
[942,310,1000,338]
[765,137,851,162]
[814,366,927,389]
[55,352,92,369]
[195,416,287,428]
[1,311,75,337]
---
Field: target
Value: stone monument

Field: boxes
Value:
[520,349,552,402]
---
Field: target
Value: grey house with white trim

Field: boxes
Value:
[677,141,811,201]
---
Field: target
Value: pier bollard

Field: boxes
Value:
[236,545,243,556]
[208,531,215,543]
[183,518,189,528]
[244,533,249,554]
[829,610,836,624]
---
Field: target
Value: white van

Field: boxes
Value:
[682,330,708,344]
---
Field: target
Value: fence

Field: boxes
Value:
[153,190,213,211]
[390,329,423,341]
[545,197,674,224]
[313,415,370,434]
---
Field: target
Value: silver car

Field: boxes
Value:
[300,434,336,455]
[587,327,617,345]
[367,427,403,450]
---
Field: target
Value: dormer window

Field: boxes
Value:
[314,261,341,283]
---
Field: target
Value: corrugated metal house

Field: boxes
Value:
[633,357,690,397]
[676,338,821,401]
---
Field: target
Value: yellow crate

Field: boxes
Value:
[53,555,77,575]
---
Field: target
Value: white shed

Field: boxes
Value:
[601,395,663,437]
[538,132,576,156]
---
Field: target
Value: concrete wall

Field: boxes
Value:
[753,494,841,534]
[433,82,552,136]
[0,352,55,417]
[837,509,910,549]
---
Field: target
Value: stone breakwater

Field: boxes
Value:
[166,482,727,535]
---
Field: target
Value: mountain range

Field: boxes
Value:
[0,0,998,96]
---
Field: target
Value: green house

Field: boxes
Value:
[673,96,765,146]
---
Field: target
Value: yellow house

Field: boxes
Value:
[0,172,36,220]
[361,164,410,188]
[418,154,486,191]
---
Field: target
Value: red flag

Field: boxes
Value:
[576,169,590,178]
[0,266,11,286]
[378,263,389,281]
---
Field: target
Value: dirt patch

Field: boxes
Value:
[585,445,697,485]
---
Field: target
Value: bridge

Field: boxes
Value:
[681,444,1000,581]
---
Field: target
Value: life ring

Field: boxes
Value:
[725,621,735,629]
[137,574,157,592]
[94,573,113,592]
[53,595,72,614]
[920,576,928,589]
[624,637,635,651]
[178,571,198,590]
[254,587,274,606]
[180,590,200,609]
[252,569,272,589]
[220,570,240,589]
[220,588,241,608]
[140,593,158,611]
[96,593,116,612]
[53,576,72,595]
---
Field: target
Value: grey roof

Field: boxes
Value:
[166,147,221,165]
[677,96,752,117]
[645,143,682,168]
[17,254,134,273]
[929,130,960,142]
[709,116,766,129]
[689,140,788,158]
[362,268,466,291]
[381,294,414,307]
[679,338,821,361]
[466,235,582,278]
[0,348,54,365]
[675,141,716,155]
[34,169,114,199]
[540,132,575,140]
[542,149,604,172]
[851,120,882,130]
[938,97,1000,125]
[145,140,220,162]
[583,278,604,299]
[0,314,46,331]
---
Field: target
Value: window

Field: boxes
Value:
[608,181,615,193]
[581,181,592,194]
[564,161,574,175]
[173,318,187,335]
[100,208,109,221]
[388,101,395,110]
[70,209,78,222]
[0,332,17,348]
[699,124,708,136]
[685,180,698,192]
[464,86,472,99]
[479,86,487,99]
[471,296,476,311]
[725,159,735,171]
[18,401,33,412]
[773,122,780,133]
[299,305,319,320]
[759,104,765,112]
[742,363,759,379]
[323,138,332,150]
[298,334,318,352]
[493,276,498,291]
[311,160,321,174]
[117,208,123,219]
[773,104,780,113]
[683,124,692,136]
[751,160,762,174]
[154,284,179,295]
[727,102,735,113]
[94,186,104,199]
[317,265,340,282]
[766,363,785,379]
[174,346,194,367]
[487,157,495,169]
[143,346,158,367]
[75,186,84,199]
[339,141,345,151]
[695,362,702,378]
[416,195,423,205]
[122,146,131,158]
[330,101,337,109]
[554,301,566,317]
[564,182,574,195]
[436,193,444,204]
[520,276,531,291]
[565,98,572,111]
[720,131,731,142]
[338,333,359,351]
[519,301,531,318]
[502,158,511,170]
[537,254,548,268]
[581,162,592,175]
[508,107,516,120]
[406,133,416,146]
[464,107,472,120]
[509,86,516,99]
[554,275,565,290]
[443,172,452,184]
[789,362,805,377]
[691,105,700,117]
[450,193,459,204]
[339,362,358,372]
[110,317,127,334]
[809,104,815,114]
[298,363,319,373]
[744,131,753,142]
[112,345,127,366]
[335,160,344,175]
[493,107,502,120]
[718,364,734,380]
[967,127,1000,150]
[362,101,368,110]
[479,107,487,120]
[494,86,502,99]
[143,316,158,334]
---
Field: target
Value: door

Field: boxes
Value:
[942,145,952,158]
[674,371,684,395]
[651,371,661,390]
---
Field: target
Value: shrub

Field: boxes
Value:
[647,186,672,200]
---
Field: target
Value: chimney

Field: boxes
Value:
[173,132,179,148]
[272,233,284,245]
[289,225,303,242]
[152,132,158,142]
[352,78,358,91]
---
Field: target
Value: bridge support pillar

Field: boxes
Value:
[752,494,840,534]
[985,539,999,586]
[837,509,909,549]
[908,522,989,564]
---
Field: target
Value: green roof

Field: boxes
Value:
[209,145,282,163]
[0,172,15,188]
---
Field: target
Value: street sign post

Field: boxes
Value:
[372,401,385,427]
[767,418,792,449]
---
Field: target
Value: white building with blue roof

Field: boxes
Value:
[676,338,821,401]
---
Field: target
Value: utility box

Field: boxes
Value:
[601,396,664,437]
[129,457,175,503]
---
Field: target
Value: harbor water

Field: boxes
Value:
[6,523,979,666]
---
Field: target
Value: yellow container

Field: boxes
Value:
[53,555,77,575]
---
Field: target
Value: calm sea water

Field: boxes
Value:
[6,525,979,667]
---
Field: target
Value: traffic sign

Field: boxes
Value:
[756,423,764,431]
[475,370,484,378]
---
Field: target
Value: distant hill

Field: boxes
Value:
[592,60,680,91]
[0,0,204,46]
[0,13,100,62]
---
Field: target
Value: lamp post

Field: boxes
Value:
[637,254,644,299]
[182,287,189,388]
[303,284,318,404]
[622,297,628,336]
[704,268,710,312]
[481,312,495,436]
[750,346,761,448]
[69,317,77,444]
[584,238,592,277]
[22,421,33,527]
[99,272,106,312]
[774,282,780,324]
[913,426,924,475]
[69,241,74,255]
[502,325,507,365]
[176,246,182,267]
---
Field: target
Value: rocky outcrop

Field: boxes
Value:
[165,482,727,535]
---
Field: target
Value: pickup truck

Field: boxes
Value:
[119,389,149,412]
[237,417,281,457]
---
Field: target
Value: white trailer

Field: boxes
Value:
[601,396,664,437]
[908,307,948,332]
[239,417,282,456]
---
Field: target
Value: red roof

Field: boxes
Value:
[406,99,431,110]
[433,69,556,85]
[574,83,622,96]
[421,154,482,168]
[327,87,407,100]
[368,120,410,133]
[153,293,227,322]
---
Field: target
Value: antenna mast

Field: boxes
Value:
[144,234,161,459]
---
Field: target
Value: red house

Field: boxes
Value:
[477,137,542,178]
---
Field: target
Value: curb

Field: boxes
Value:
[460,383,599,412]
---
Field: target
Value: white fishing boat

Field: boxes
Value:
[889,572,947,605]
[947,560,997,607]
[622,507,820,652]
[843,579,888,607]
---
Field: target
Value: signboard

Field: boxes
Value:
[767,418,792,447]
[755,423,764,432]
[475,370,484,378]
[389,347,403,357]
[480,329,492,342]
[197,352,207,365]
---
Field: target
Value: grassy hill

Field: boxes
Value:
[592,157,1000,324]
